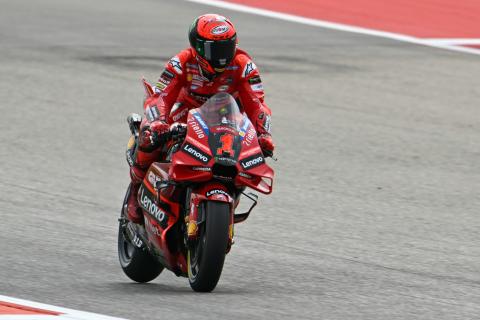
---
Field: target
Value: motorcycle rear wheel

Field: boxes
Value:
[118,223,164,283]
[187,201,230,292]
[118,184,164,283]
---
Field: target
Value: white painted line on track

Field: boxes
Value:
[184,0,480,56]
[0,295,128,320]
[422,38,480,45]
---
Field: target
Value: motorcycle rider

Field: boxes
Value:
[126,14,275,224]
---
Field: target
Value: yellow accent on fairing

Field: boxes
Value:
[127,136,135,149]
[187,221,198,237]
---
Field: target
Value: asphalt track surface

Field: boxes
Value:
[1,0,479,319]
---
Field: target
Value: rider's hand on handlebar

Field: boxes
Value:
[139,120,169,150]
[169,123,187,141]
[258,133,275,157]
[150,120,170,136]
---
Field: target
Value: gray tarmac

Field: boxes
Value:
[1,0,480,319]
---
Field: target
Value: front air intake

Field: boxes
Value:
[212,163,238,180]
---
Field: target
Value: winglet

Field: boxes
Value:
[141,77,155,97]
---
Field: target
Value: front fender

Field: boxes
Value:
[187,183,234,241]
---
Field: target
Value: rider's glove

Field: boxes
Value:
[169,123,187,141]
[139,120,169,151]
[150,120,170,136]
[258,133,275,157]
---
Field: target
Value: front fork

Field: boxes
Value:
[185,183,235,251]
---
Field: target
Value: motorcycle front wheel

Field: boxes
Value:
[187,201,230,292]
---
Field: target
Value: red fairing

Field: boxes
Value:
[187,183,235,248]
[169,110,214,182]
[235,120,274,194]
[169,105,274,194]
[139,163,184,271]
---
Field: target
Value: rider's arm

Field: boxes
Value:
[236,58,272,135]
[149,50,190,122]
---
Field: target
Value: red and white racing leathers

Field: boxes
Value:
[127,47,273,223]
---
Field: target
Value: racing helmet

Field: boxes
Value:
[189,14,237,78]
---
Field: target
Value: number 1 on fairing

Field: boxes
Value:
[217,134,234,156]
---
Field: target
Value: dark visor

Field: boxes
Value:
[197,37,236,68]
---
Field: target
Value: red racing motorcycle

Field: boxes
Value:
[118,83,274,292]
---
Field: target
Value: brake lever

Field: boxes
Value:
[263,150,278,161]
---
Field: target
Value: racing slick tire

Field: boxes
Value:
[187,201,230,292]
[117,222,164,283]
[117,184,163,283]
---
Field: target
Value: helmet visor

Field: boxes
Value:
[197,37,236,69]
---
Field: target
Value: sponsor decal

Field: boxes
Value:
[170,102,182,114]
[158,77,170,85]
[126,149,134,167]
[169,56,182,74]
[242,127,256,146]
[239,118,251,139]
[172,107,188,122]
[145,218,160,236]
[155,81,167,91]
[206,189,229,197]
[211,25,229,35]
[187,74,193,81]
[147,171,162,187]
[188,117,206,139]
[226,65,239,70]
[242,118,250,131]
[218,85,229,92]
[182,143,212,164]
[161,70,175,80]
[145,105,160,121]
[250,83,264,92]
[132,235,143,248]
[242,61,257,78]
[215,156,237,165]
[238,172,252,179]
[248,76,262,85]
[189,92,210,103]
[240,153,265,170]
[215,126,237,134]
[190,85,199,90]
[263,115,271,133]
[192,79,204,87]
[140,187,168,224]
[192,166,211,171]
[192,112,209,133]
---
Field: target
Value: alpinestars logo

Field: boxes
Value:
[240,153,264,170]
[182,143,212,164]
[243,61,257,78]
[169,56,183,75]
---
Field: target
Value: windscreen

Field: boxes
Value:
[195,93,244,166]
[197,93,242,131]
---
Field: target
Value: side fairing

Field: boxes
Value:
[235,118,274,194]
[170,111,214,182]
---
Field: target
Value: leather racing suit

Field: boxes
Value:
[126,47,273,223]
